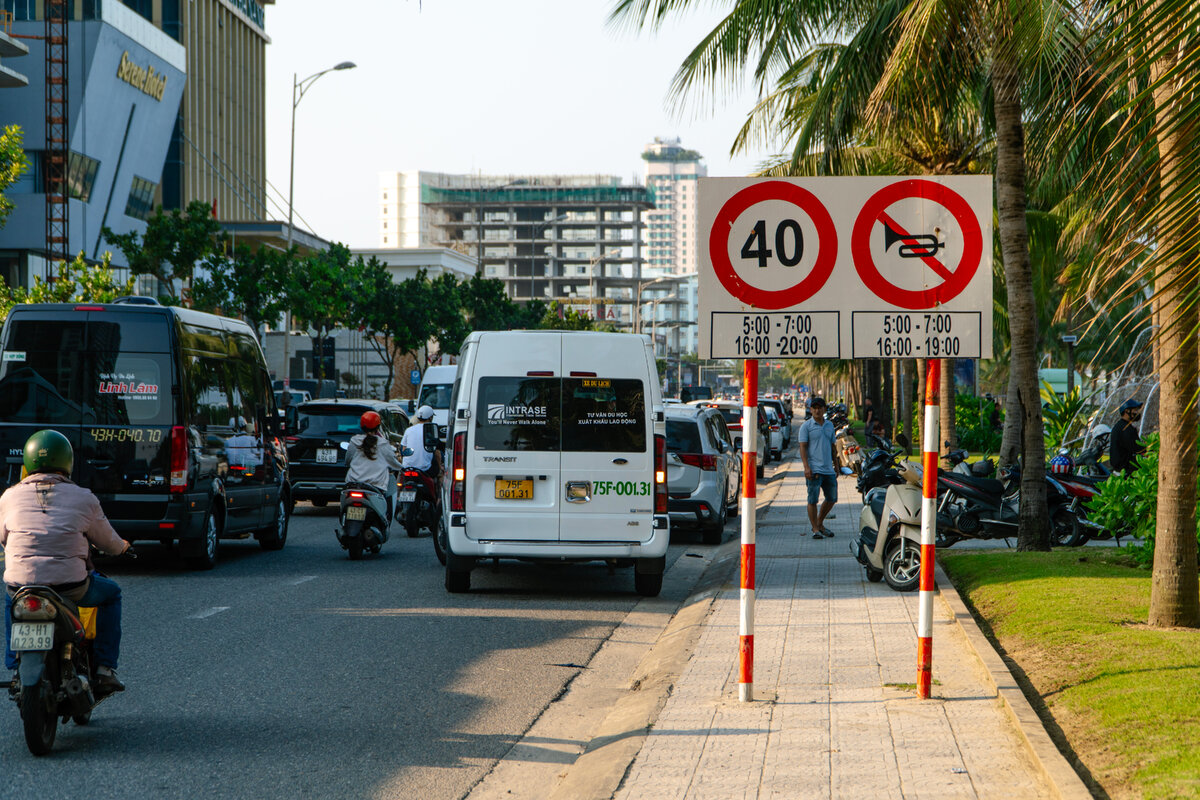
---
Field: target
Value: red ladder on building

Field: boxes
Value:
[44,0,68,262]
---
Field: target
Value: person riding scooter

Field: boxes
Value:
[400,405,443,512]
[1,430,131,697]
[345,411,405,525]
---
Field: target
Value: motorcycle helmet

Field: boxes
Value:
[23,429,74,477]
[1092,423,1112,436]
[417,404,435,421]
[1049,454,1074,475]
[360,411,382,431]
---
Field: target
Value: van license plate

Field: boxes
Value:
[397,491,416,503]
[495,479,533,500]
[345,506,367,521]
[10,622,54,651]
[316,448,338,463]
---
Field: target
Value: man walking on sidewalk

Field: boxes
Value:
[798,396,837,539]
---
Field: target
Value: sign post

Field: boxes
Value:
[698,176,992,703]
[740,360,757,702]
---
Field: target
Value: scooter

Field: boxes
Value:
[936,463,1073,543]
[8,559,134,755]
[337,482,391,559]
[854,459,924,591]
[835,425,864,475]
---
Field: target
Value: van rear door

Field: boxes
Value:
[466,333,561,543]
[559,337,654,544]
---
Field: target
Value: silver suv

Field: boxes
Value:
[665,405,741,544]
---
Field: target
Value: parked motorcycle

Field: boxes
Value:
[337,482,391,559]
[936,463,1073,544]
[853,458,924,591]
[1048,452,1111,545]
[834,425,864,475]
[8,560,133,755]
[857,434,911,496]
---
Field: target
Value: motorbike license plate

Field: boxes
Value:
[397,491,416,503]
[316,448,338,463]
[10,622,54,651]
[495,478,533,500]
[345,505,367,521]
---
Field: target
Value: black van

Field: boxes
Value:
[0,302,290,569]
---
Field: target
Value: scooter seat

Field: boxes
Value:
[941,473,1004,495]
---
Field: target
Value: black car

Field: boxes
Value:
[0,301,289,570]
[285,399,409,506]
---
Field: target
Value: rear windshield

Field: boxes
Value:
[716,408,742,426]
[473,376,647,453]
[419,383,452,409]
[0,350,172,425]
[296,406,374,436]
[666,419,702,453]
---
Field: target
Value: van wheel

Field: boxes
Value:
[183,512,220,570]
[446,565,471,593]
[433,517,448,566]
[257,494,289,551]
[634,570,663,597]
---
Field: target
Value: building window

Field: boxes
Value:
[383,221,388,229]
[2,0,36,20]
[124,176,158,221]
[66,152,101,202]
[384,237,389,243]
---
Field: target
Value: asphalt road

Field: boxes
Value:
[0,491,748,798]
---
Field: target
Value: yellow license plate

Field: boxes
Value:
[495,478,533,500]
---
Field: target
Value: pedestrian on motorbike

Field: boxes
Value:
[798,396,838,540]
[1110,398,1145,476]
[1,430,131,697]
[401,405,443,482]
[346,411,404,523]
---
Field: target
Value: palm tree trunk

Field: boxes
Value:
[1147,32,1200,627]
[940,359,956,456]
[902,359,914,451]
[993,50,1048,551]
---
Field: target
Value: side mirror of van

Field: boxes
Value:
[407,399,415,415]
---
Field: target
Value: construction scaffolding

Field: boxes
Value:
[43,0,68,261]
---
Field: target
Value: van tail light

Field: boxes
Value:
[169,425,188,493]
[654,434,668,513]
[678,453,717,471]
[451,432,466,512]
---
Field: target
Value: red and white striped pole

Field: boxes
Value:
[740,359,757,703]
[917,359,940,699]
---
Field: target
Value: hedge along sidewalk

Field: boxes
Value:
[939,548,1200,800]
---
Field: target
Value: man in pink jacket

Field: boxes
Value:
[2,430,131,697]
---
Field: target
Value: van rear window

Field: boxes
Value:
[473,377,647,453]
[0,351,172,425]
[562,378,645,453]
[474,377,560,451]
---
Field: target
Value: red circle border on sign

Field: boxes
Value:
[709,181,838,310]
[851,179,982,310]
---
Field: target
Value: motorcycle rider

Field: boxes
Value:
[1110,398,1146,476]
[345,411,405,524]
[400,405,443,512]
[1,430,131,697]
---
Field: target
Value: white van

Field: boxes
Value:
[416,364,457,431]
[439,331,669,596]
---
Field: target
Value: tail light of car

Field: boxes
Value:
[169,425,188,493]
[654,434,668,513]
[285,436,300,444]
[451,431,467,512]
[678,453,717,471]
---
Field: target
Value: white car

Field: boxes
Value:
[688,399,769,479]
[665,405,741,544]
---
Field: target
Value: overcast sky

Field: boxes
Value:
[263,0,771,249]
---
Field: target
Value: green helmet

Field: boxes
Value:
[23,429,74,476]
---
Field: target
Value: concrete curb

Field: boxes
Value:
[935,562,1093,800]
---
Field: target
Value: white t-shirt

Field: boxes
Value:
[401,422,434,472]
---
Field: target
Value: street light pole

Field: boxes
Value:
[634,275,674,334]
[282,60,356,385]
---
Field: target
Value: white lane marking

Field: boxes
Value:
[286,575,317,586]
[189,606,231,619]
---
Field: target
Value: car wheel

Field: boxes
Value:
[702,500,726,545]
[183,511,220,570]
[728,479,741,519]
[756,461,765,480]
[257,493,289,551]
[311,499,328,508]
[634,569,663,597]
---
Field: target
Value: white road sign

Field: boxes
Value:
[698,176,993,360]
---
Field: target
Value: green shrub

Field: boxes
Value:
[1085,433,1200,566]
[953,393,1002,453]
[1040,382,1087,451]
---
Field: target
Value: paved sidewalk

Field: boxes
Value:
[613,465,1060,800]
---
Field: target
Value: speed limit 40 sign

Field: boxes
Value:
[698,176,992,360]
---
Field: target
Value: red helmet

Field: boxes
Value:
[360,411,382,431]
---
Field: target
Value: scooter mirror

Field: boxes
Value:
[840,466,854,475]
[339,441,350,451]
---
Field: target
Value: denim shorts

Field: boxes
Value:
[806,473,838,505]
